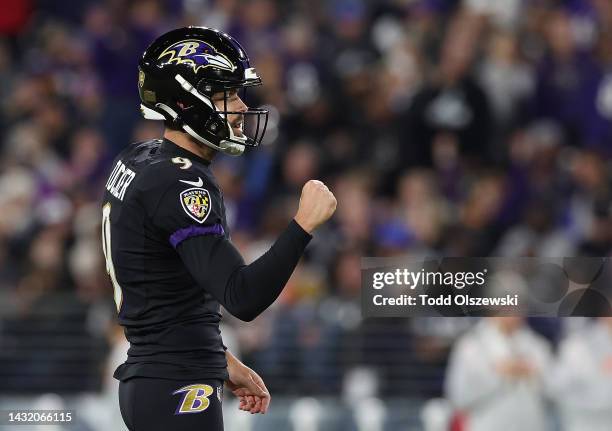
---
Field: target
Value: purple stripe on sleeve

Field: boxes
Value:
[169,224,225,248]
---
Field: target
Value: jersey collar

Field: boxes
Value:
[160,138,212,166]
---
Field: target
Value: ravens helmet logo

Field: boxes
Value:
[158,39,236,74]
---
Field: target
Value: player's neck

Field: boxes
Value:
[163,129,217,162]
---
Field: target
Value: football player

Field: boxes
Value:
[101,27,336,431]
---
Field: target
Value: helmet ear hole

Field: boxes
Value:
[205,116,225,136]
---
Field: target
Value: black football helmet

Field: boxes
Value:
[138,27,268,156]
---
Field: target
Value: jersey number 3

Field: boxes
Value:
[102,203,123,312]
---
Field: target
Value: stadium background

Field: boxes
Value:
[0,0,611,429]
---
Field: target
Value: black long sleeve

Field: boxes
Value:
[176,220,312,321]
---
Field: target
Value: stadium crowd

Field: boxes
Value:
[0,0,611,429]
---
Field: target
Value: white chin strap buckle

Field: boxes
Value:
[219,140,245,156]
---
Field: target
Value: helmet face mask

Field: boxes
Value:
[138,27,269,156]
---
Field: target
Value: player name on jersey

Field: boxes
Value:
[106,160,136,201]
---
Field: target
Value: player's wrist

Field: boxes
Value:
[293,215,315,234]
[225,350,238,366]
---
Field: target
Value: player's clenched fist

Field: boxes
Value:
[294,180,337,234]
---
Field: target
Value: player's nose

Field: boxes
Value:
[235,96,248,113]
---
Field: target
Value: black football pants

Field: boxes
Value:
[118,377,224,431]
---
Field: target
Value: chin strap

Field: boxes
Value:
[182,123,245,156]
[219,140,245,156]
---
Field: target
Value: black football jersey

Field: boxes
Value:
[102,138,230,381]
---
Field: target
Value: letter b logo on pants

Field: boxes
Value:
[173,384,214,414]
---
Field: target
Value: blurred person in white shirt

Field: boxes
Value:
[464,0,523,29]
[445,317,553,431]
[550,317,612,431]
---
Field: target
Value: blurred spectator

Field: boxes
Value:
[405,12,491,165]
[531,9,598,148]
[464,0,523,29]
[477,29,534,149]
[445,317,553,431]
[551,318,612,431]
